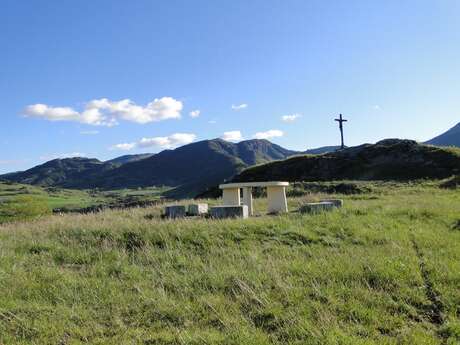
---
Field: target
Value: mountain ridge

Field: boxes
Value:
[1,139,300,198]
[426,122,460,147]
[105,153,154,166]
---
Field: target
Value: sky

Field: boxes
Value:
[1,0,459,173]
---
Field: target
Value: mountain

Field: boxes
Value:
[105,153,154,166]
[304,146,340,155]
[233,139,460,183]
[426,122,460,147]
[1,157,116,188]
[1,139,298,198]
[92,139,298,198]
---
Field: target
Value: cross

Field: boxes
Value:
[334,114,348,149]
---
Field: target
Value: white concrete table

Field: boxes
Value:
[219,181,289,215]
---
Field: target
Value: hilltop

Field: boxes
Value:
[0,157,116,188]
[233,139,460,183]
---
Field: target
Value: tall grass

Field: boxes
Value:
[0,184,458,344]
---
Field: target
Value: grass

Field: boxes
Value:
[0,182,459,344]
[0,182,168,223]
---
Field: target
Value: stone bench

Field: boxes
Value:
[321,199,343,208]
[210,205,249,219]
[299,202,335,214]
[188,203,208,216]
[164,205,187,219]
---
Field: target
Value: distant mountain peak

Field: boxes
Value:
[426,122,460,147]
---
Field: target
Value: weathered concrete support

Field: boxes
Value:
[222,188,240,205]
[210,205,248,219]
[242,187,253,216]
[267,186,288,214]
[299,202,335,214]
[164,205,187,219]
[188,203,208,216]
[219,182,289,216]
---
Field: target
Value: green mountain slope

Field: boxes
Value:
[105,153,154,166]
[233,139,460,183]
[1,139,298,198]
[1,157,116,188]
[426,122,460,147]
[94,139,298,198]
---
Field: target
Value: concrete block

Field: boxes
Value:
[299,202,335,214]
[188,203,208,216]
[164,205,186,219]
[210,205,249,219]
[321,199,343,208]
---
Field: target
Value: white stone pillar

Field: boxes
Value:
[267,186,288,213]
[222,188,240,205]
[242,187,253,216]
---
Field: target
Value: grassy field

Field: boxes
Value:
[0,181,168,223]
[0,182,459,344]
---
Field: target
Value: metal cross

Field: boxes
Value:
[334,114,348,149]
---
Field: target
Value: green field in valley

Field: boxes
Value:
[0,181,459,344]
[0,181,169,223]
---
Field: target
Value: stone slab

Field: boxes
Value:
[299,202,335,214]
[210,205,249,219]
[164,205,186,219]
[220,181,289,189]
[188,203,208,216]
[321,199,343,208]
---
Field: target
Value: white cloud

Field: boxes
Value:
[110,143,136,151]
[253,129,284,140]
[231,103,248,111]
[373,105,381,110]
[111,133,197,151]
[221,130,243,142]
[39,152,86,161]
[208,120,217,124]
[24,97,183,126]
[80,130,99,135]
[25,104,80,122]
[281,113,301,122]
[189,110,200,118]
[139,133,196,149]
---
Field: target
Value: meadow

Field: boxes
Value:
[0,181,168,223]
[0,181,459,344]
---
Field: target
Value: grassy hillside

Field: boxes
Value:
[234,139,460,183]
[0,182,459,344]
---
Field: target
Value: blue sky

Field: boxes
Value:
[1,0,459,173]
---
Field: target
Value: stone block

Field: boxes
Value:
[210,205,249,219]
[164,205,186,219]
[321,199,343,208]
[188,203,208,216]
[299,202,335,214]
